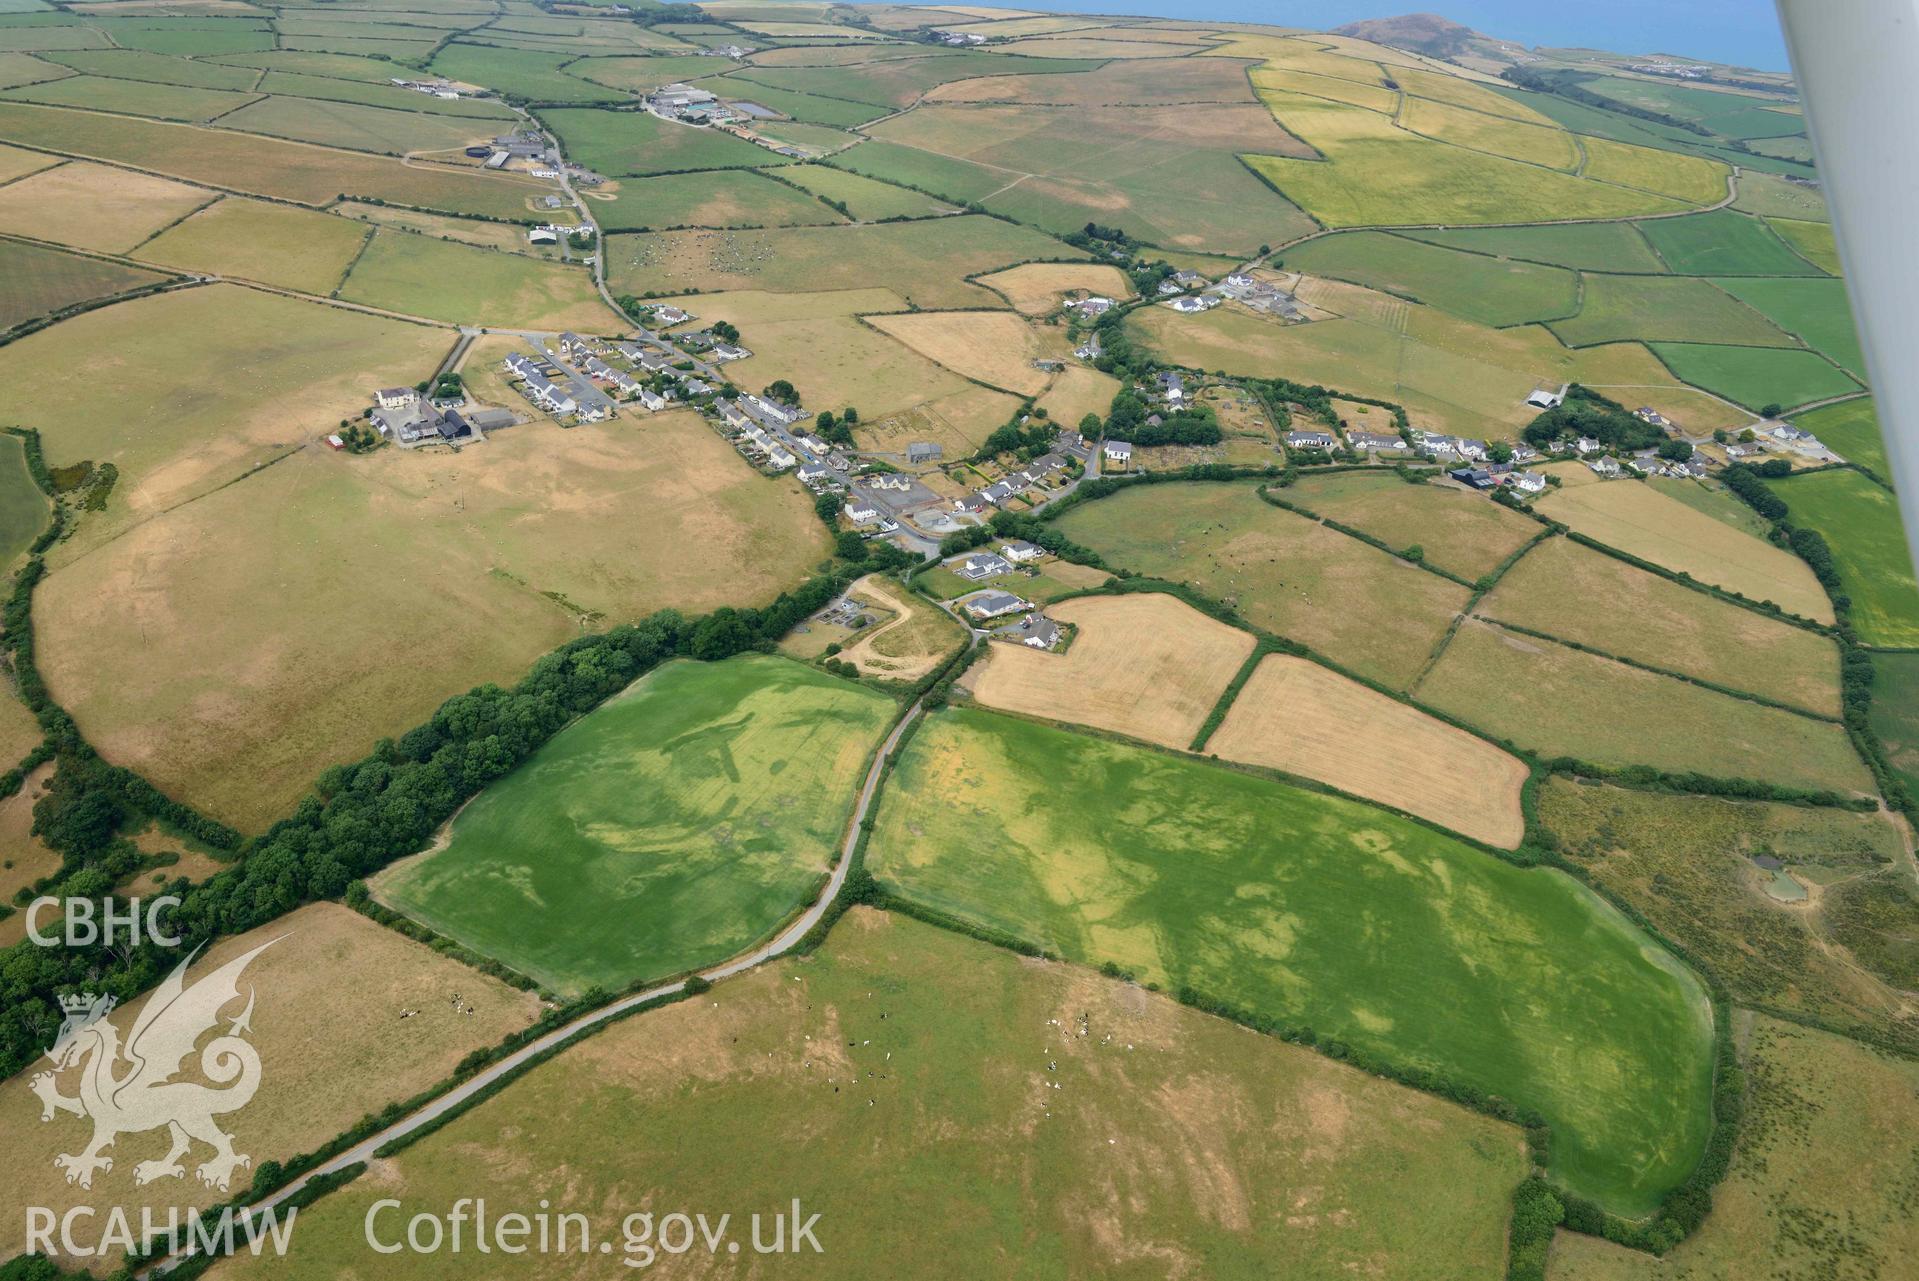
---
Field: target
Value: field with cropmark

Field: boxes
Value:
[868,707,1715,1212]
[132,195,368,293]
[0,238,169,330]
[375,656,892,994]
[1280,470,1541,581]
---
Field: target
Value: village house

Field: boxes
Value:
[1156,279,1184,297]
[1589,456,1623,477]
[1163,294,1220,314]
[1634,406,1672,428]
[1067,296,1115,318]
[711,343,751,362]
[798,463,834,488]
[1023,452,1067,482]
[1574,436,1604,455]
[1348,430,1403,453]
[1725,441,1764,459]
[375,387,416,411]
[1284,429,1337,450]
[650,305,693,326]
[1511,470,1548,495]
[955,552,1014,581]
[844,498,881,524]
[503,353,578,417]
[1102,439,1134,468]
[1000,540,1045,564]
[1526,387,1565,409]
[1156,371,1186,406]
[963,591,1031,621]
[1009,613,1060,649]
[955,491,991,515]
[865,472,913,493]
[1073,333,1102,361]
[1171,269,1211,288]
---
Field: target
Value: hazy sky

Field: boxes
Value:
[895,1,1791,70]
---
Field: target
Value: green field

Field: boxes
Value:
[134,196,369,293]
[825,137,1005,203]
[1636,208,1824,276]
[1870,651,1919,806]
[867,707,1715,1212]
[1053,481,1469,690]
[337,229,614,329]
[251,70,518,119]
[1794,396,1884,475]
[1709,276,1865,378]
[1585,75,1805,141]
[0,430,47,565]
[1649,341,1861,410]
[216,94,497,156]
[1280,470,1542,580]
[96,18,273,56]
[1400,221,1668,272]
[1765,469,1919,646]
[213,910,1530,1280]
[732,50,1104,109]
[42,48,261,90]
[596,168,843,231]
[1284,230,1578,326]
[698,72,891,127]
[1732,169,1828,220]
[1540,779,1917,1054]
[1552,274,1795,348]
[606,215,1080,309]
[1416,621,1872,794]
[1766,216,1841,274]
[208,49,428,85]
[429,42,624,103]
[0,72,259,121]
[375,656,893,995]
[543,106,781,176]
[775,162,953,220]
[0,238,168,330]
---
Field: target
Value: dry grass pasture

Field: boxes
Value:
[1417,620,1872,795]
[0,285,449,558]
[1035,363,1120,426]
[1479,536,1843,716]
[210,911,1528,1281]
[0,761,58,947]
[1053,481,1470,690]
[1535,477,1835,623]
[836,573,964,681]
[34,412,828,832]
[1208,654,1528,847]
[976,260,1132,314]
[0,903,541,1270]
[132,195,369,293]
[0,159,211,252]
[965,593,1255,750]
[865,309,1058,395]
[1284,471,1540,581]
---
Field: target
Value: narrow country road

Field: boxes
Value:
[147,691,933,1275]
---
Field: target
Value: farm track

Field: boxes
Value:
[145,681,940,1276]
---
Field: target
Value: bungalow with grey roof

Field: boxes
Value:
[1000,540,1044,563]
[963,590,1031,621]
[1102,439,1133,467]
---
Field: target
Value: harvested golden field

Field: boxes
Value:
[976,259,1131,314]
[865,308,1059,395]
[966,593,1255,749]
[0,285,450,560]
[0,140,57,183]
[1035,363,1120,426]
[35,412,828,832]
[0,761,57,948]
[858,384,1030,459]
[1536,477,1834,624]
[837,573,965,681]
[1479,535,1843,716]
[1284,471,1540,581]
[0,903,541,1269]
[0,159,210,252]
[1417,620,1872,795]
[1208,654,1528,847]
[929,53,1259,104]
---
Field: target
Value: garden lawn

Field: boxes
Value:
[867,707,1716,1214]
[373,656,892,995]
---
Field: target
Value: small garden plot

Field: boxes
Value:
[1552,274,1797,348]
[1207,653,1527,846]
[966,593,1255,750]
[1478,536,1843,716]
[1637,208,1825,276]
[1535,468,1835,622]
[1284,230,1579,327]
[1416,620,1871,794]
[374,656,894,995]
[595,168,845,231]
[1649,341,1861,412]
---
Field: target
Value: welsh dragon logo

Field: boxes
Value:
[31,938,279,1192]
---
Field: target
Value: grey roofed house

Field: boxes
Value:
[1102,439,1133,461]
[964,590,1031,620]
[1348,431,1403,451]
[1015,616,1061,649]
[1284,430,1336,449]
[955,552,1013,580]
[1000,539,1044,562]
[907,441,943,464]
[1026,452,1065,475]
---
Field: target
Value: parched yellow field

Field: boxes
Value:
[1400,94,1578,170]
[1581,136,1730,204]
[1,285,449,561]
[1035,363,1120,426]
[865,309,1058,395]
[0,140,59,184]
[837,573,965,681]
[132,195,370,293]
[0,159,210,252]
[0,902,541,1269]
[0,761,58,947]
[35,411,828,832]
[966,593,1255,749]
[975,260,1132,314]
[858,384,1031,458]
[1285,470,1540,581]
[1536,478,1835,624]
[1207,653,1528,847]
[1479,536,1842,716]
[1252,66,1399,114]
